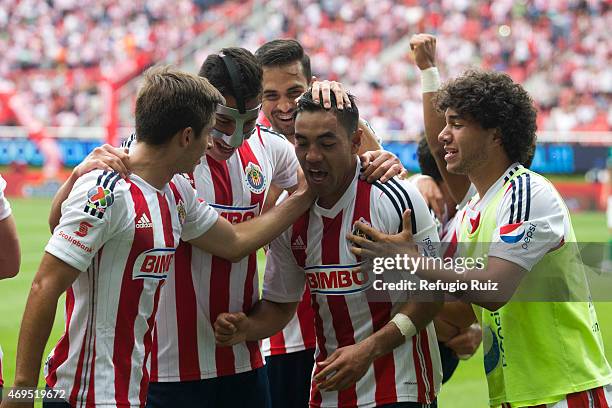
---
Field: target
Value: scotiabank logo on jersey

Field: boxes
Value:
[133,248,176,280]
[210,203,259,224]
[304,263,370,295]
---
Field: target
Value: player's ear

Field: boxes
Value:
[351,127,362,154]
[491,128,503,145]
[178,127,193,148]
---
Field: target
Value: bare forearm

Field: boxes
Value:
[233,191,311,258]
[0,215,20,279]
[244,300,297,341]
[13,284,60,386]
[49,171,79,232]
[362,300,442,360]
[411,255,522,310]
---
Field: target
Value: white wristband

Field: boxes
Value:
[391,313,417,339]
[420,67,441,93]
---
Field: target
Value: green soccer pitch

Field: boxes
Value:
[1,197,611,408]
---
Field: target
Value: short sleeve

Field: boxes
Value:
[261,127,299,190]
[262,230,306,303]
[0,175,11,221]
[488,173,566,271]
[172,175,219,241]
[45,171,128,272]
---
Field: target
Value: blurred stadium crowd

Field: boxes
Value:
[0,0,610,137]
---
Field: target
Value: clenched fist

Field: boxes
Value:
[213,312,249,346]
[409,34,437,71]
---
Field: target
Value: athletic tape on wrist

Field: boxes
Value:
[391,313,417,339]
[421,67,441,93]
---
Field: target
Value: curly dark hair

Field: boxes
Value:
[434,69,537,166]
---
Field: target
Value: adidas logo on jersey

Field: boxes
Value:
[136,213,153,229]
[291,235,306,250]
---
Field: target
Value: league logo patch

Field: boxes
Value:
[244,162,266,194]
[499,222,525,244]
[86,185,115,215]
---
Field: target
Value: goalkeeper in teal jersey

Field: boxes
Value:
[348,34,612,408]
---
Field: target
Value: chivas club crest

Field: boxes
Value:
[244,162,266,194]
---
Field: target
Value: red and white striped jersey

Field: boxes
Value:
[152,125,299,381]
[0,174,10,387]
[261,191,316,357]
[44,170,219,407]
[263,161,443,408]
[260,285,316,356]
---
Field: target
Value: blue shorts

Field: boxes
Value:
[265,348,314,408]
[146,367,270,408]
[438,342,459,384]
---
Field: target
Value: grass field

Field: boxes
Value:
[1,197,611,407]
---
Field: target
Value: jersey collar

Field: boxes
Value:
[469,162,522,211]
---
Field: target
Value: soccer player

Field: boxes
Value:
[0,174,21,402]
[143,48,299,408]
[349,38,612,406]
[46,46,401,408]
[255,38,405,408]
[0,67,316,408]
[214,90,443,408]
[413,139,481,384]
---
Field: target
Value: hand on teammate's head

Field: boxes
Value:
[309,78,352,110]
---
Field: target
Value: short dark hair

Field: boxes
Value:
[434,69,537,166]
[135,66,224,145]
[417,138,443,183]
[255,39,312,82]
[295,88,359,136]
[198,47,263,102]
